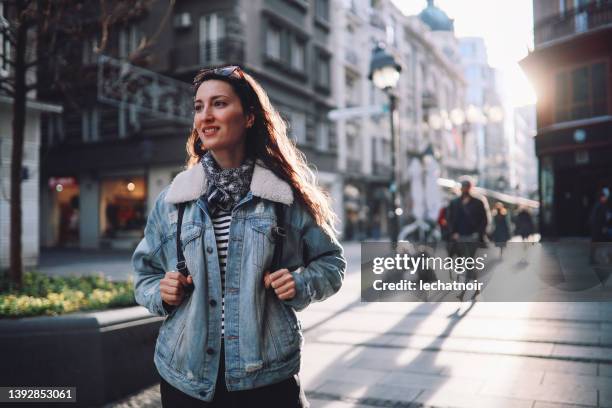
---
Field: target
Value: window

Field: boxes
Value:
[387,16,398,46]
[266,24,281,60]
[82,108,99,142]
[119,25,140,59]
[290,37,305,72]
[290,111,306,144]
[82,36,98,65]
[200,13,225,64]
[555,62,608,122]
[315,0,329,23]
[316,122,329,150]
[281,108,307,145]
[345,72,360,107]
[46,114,65,146]
[316,51,330,89]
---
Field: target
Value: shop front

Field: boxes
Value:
[99,177,147,249]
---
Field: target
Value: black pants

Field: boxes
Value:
[160,346,308,407]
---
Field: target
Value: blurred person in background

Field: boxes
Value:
[589,187,612,264]
[133,66,346,407]
[491,202,511,258]
[514,206,535,242]
[447,177,490,300]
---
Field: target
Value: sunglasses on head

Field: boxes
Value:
[200,65,244,79]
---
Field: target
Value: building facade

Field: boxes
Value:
[332,0,469,239]
[458,38,513,192]
[40,0,341,249]
[521,0,611,237]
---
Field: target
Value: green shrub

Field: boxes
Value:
[0,272,136,318]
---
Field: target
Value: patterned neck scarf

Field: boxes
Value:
[201,152,254,212]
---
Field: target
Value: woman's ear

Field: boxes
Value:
[246,113,255,129]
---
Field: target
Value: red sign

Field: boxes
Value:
[48,177,77,189]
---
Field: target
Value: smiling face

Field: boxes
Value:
[193,80,254,166]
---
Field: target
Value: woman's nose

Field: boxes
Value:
[196,107,214,124]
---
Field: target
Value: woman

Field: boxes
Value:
[514,206,534,242]
[132,66,346,407]
[491,202,511,257]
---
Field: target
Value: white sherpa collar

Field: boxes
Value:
[164,161,294,205]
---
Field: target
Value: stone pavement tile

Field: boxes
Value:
[551,344,612,361]
[533,403,594,408]
[303,367,388,392]
[314,380,421,404]
[480,376,597,406]
[315,330,396,346]
[555,328,602,345]
[348,349,447,375]
[415,388,532,408]
[440,365,544,383]
[599,363,612,377]
[600,331,612,346]
[542,371,612,390]
[462,338,553,357]
[379,371,484,394]
[512,357,596,376]
[309,398,373,408]
[600,387,612,408]
[384,332,555,359]
[386,333,474,350]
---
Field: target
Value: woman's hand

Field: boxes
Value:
[160,271,193,306]
[264,269,296,300]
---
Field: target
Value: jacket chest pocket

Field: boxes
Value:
[248,218,276,270]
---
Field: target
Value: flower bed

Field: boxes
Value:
[0,272,136,318]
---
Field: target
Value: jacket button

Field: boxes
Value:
[206,246,213,254]
[206,348,215,355]
[209,299,217,307]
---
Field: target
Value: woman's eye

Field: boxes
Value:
[214,100,227,107]
[194,105,202,112]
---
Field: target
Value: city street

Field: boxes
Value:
[89,241,612,408]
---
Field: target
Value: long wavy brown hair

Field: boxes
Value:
[186,67,338,237]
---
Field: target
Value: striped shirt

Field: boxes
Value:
[211,208,232,336]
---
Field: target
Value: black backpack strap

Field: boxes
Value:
[176,203,194,293]
[271,202,286,271]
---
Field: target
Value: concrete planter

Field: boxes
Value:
[0,306,163,407]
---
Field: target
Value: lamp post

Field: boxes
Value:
[369,44,402,246]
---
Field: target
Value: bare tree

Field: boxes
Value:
[0,0,173,288]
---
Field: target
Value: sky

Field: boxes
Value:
[392,0,537,107]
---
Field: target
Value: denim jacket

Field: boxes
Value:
[132,162,346,401]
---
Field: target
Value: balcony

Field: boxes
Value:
[169,38,245,72]
[535,2,612,46]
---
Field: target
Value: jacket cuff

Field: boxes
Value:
[154,289,171,316]
[283,270,311,311]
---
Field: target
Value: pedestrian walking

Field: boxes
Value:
[132,66,346,407]
[589,187,611,263]
[491,202,511,257]
[447,177,490,300]
[514,206,535,242]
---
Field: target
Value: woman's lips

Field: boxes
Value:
[202,127,219,137]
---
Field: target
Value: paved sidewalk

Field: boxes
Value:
[102,240,612,407]
[38,248,134,281]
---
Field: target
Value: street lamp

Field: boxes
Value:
[369,44,402,245]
